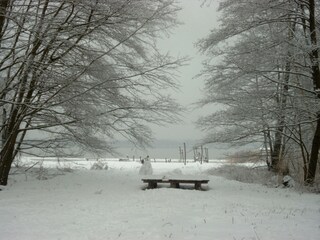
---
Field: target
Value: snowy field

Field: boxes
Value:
[1,158,320,240]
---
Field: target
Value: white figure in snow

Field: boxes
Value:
[139,156,153,175]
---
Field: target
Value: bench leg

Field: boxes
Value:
[195,182,201,190]
[148,182,157,189]
[170,182,180,188]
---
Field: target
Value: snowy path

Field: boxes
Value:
[1,161,319,240]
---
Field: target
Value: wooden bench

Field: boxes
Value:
[141,175,209,190]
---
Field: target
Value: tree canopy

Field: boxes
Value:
[0,0,184,185]
[197,0,320,183]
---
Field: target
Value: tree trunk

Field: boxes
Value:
[0,149,14,186]
[271,18,295,172]
[0,130,18,185]
[271,61,291,172]
[306,0,320,184]
[264,128,273,170]
[271,130,282,171]
[306,113,320,184]
[0,0,10,39]
[0,0,10,181]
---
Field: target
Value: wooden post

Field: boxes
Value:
[184,142,187,165]
[195,182,201,190]
[179,146,182,162]
[205,148,209,162]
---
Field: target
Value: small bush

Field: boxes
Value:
[206,164,277,186]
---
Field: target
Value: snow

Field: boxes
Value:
[1,158,320,240]
[141,175,209,181]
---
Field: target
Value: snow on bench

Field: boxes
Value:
[141,175,209,190]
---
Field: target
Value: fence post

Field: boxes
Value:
[184,142,187,165]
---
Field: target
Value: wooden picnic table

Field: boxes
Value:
[141,175,209,190]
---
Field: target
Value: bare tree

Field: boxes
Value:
[197,0,320,183]
[0,0,184,185]
[306,0,320,183]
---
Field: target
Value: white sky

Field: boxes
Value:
[152,0,220,141]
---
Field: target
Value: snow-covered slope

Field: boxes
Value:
[1,160,319,240]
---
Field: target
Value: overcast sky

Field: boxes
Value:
[152,0,220,141]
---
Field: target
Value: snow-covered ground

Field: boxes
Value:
[1,158,319,240]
